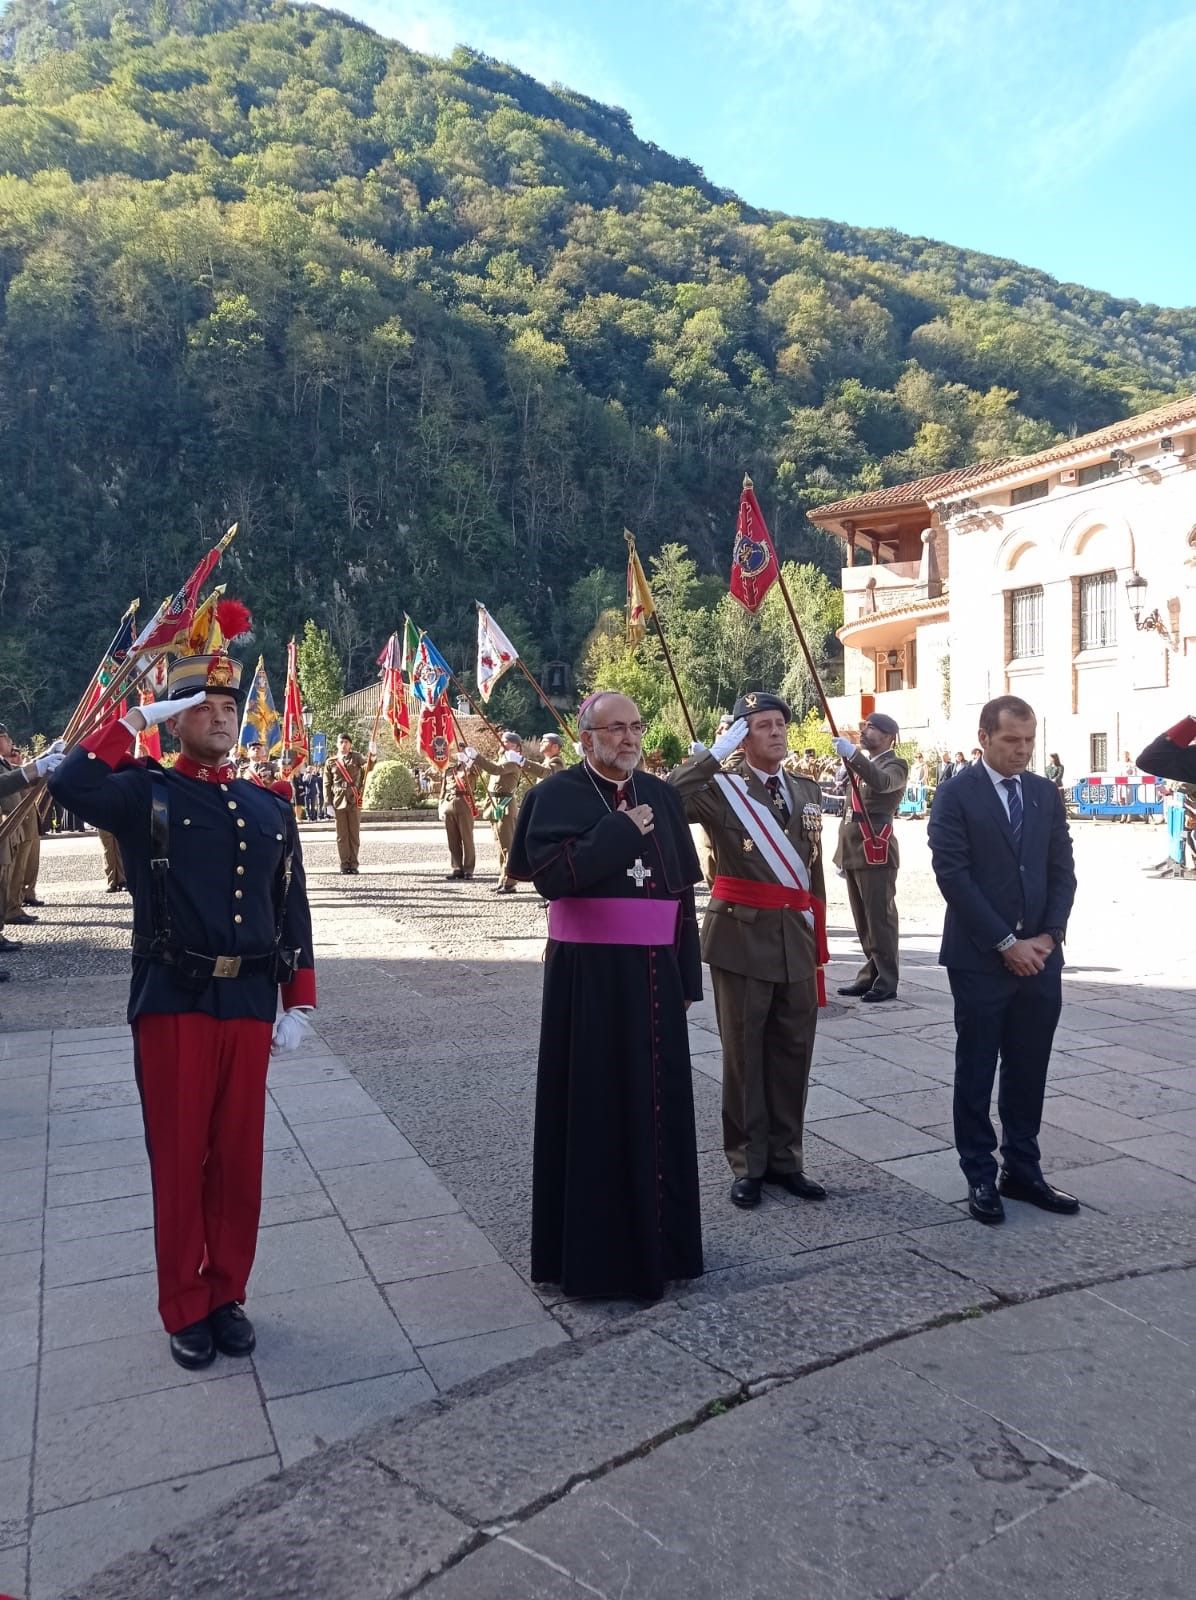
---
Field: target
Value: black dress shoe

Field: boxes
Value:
[730,1176,763,1208]
[210,1301,256,1356]
[6,911,36,926]
[765,1169,827,1201]
[968,1182,1005,1225]
[0,937,22,953]
[105,883,125,893]
[860,987,897,1003]
[445,871,464,880]
[23,897,44,907]
[169,1318,216,1369]
[0,969,10,983]
[837,981,874,997]
[493,883,516,894]
[999,1172,1080,1214]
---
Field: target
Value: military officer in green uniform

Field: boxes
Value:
[523,732,567,781]
[470,731,527,893]
[325,732,375,875]
[670,692,829,1209]
[438,751,478,880]
[833,711,909,1003]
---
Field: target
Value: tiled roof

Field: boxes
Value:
[927,392,1196,495]
[838,595,950,636]
[810,462,1009,523]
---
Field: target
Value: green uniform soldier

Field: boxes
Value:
[670,692,829,1209]
[439,752,478,880]
[471,731,527,893]
[522,731,567,781]
[0,735,66,973]
[99,829,126,891]
[239,741,279,789]
[833,711,909,1003]
[325,732,375,875]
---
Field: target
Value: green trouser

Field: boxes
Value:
[710,965,819,1180]
[845,866,900,995]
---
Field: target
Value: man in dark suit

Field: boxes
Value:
[1136,710,1196,783]
[928,695,1078,1226]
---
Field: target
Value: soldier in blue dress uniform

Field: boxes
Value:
[50,645,316,1369]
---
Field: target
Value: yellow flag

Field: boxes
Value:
[625,530,655,646]
[184,585,227,655]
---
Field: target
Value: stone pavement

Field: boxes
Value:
[2,818,1196,1596]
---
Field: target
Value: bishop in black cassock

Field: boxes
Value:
[507,695,704,1301]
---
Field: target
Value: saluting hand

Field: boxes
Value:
[624,803,654,835]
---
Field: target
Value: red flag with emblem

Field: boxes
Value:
[376,632,410,741]
[280,638,308,778]
[729,479,779,615]
[418,702,456,769]
[135,690,162,761]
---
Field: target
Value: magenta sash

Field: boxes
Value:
[548,897,680,946]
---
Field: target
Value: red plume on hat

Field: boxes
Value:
[216,598,253,643]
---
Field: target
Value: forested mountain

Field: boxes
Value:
[1,0,1194,730]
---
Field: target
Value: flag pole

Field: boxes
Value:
[742,474,841,737]
[513,658,574,740]
[624,529,697,741]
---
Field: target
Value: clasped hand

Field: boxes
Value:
[1001,934,1054,977]
[622,803,654,836]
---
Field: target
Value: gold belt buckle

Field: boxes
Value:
[212,954,241,978]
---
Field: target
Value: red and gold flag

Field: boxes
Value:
[728,479,779,615]
[135,690,162,761]
[376,632,410,741]
[280,638,308,778]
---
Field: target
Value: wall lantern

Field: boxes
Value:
[1124,571,1165,636]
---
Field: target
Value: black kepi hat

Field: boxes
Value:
[732,690,791,723]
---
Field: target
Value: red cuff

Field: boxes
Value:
[282,967,317,1010]
[80,717,137,768]
[1164,717,1196,748]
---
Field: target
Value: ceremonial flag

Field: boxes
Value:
[136,690,162,762]
[625,532,655,646]
[418,701,456,769]
[728,479,779,615]
[135,525,237,652]
[400,616,420,680]
[476,603,518,703]
[280,638,308,777]
[376,633,410,741]
[184,586,227,657]
[410,628,453,708]
[82,604,139,719]
[238,656,281,756]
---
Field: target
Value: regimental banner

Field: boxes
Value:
[625,530,656,646]
[729,481,779,615]
[418,701,456,769]
[376,632,410,740]
[238,656,281,757]
[280,638,308,778]
[476,603,518,702]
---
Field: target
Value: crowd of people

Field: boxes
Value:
[7,629,1193,1370]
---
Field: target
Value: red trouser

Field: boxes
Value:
[133,1013,273,1334]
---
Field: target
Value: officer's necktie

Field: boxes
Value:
[766,774,790,824]
[1001,777,1023,843]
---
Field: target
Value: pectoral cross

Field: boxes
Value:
[627,858,652,889]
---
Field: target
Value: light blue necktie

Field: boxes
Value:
[1001,777,1023,843]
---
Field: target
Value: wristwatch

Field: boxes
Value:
[1046,927,1066,946]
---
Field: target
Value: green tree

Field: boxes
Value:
[296,619,344,737]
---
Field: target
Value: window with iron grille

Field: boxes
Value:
[1010,586,1043,657]
[1090,732,1107,771]
[1079,571,1117,649]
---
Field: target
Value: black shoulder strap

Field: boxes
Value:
[148,774,173,951]
[272,793,295,946]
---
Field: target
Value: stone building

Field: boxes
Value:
[809,394,1196,775]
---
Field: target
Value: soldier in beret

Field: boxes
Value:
[833,712,909,1003]
[670,691,829,1209]
[471,730,528,893]
[523,731,568,782]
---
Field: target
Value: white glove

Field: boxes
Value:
[461,746,477,763]
[271,1009,310,1054]
[126,689,208,731]
[32,739,66,779]
[573,741,583,757]
[501,751,525,766]
[368,739,378,756]
[710,717,750,762]
[833,737,857,761]
[689,741,708,757]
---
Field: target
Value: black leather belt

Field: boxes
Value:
[131,936,276,979]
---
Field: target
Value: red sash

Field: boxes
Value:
[851,782,893,865]
[334,758,362,807]
[712,874,829,1006]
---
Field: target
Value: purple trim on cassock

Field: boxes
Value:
[548,897,680,946]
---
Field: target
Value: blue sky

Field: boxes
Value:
[345,0,1196,309]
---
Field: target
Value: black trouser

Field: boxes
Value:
[947,960,1062,1186]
